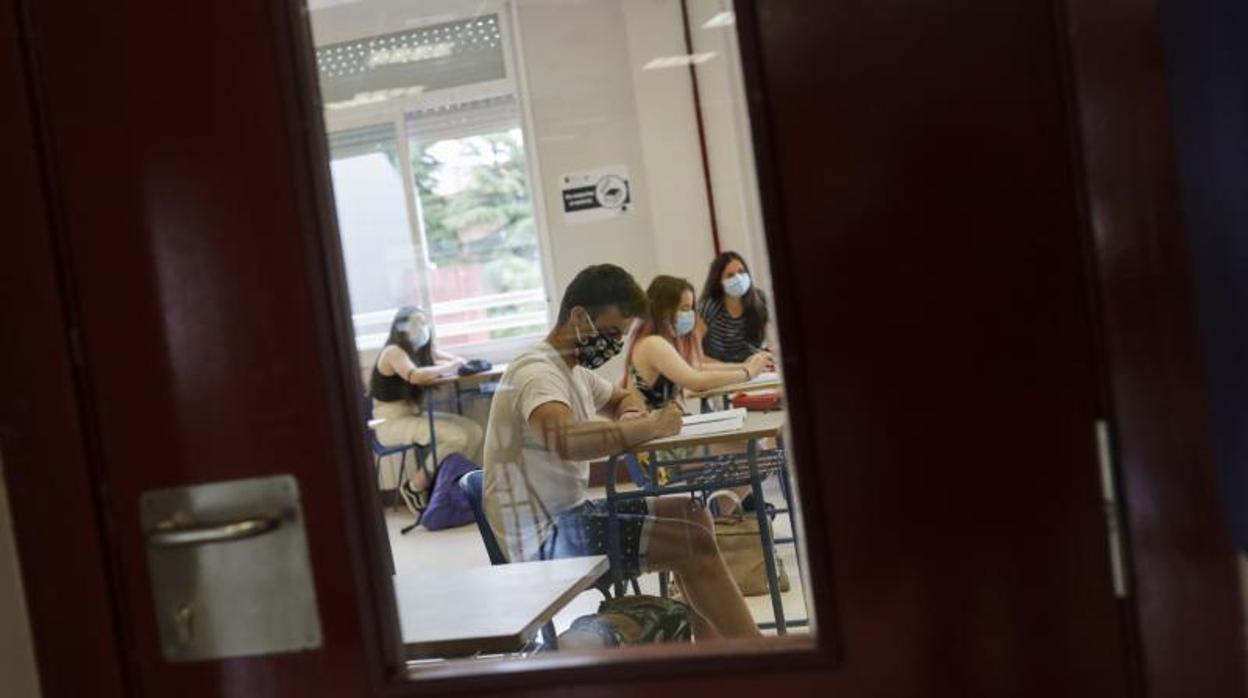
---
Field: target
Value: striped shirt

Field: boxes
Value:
[698,292,767,363]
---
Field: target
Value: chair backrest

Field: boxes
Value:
[458,470,507,565]
[624,453,649,488]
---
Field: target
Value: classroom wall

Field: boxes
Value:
[513,0,662,301]
[0,461,42,698]
[517,0,777,359]
[619,0,716,289]
[686,0,773,295]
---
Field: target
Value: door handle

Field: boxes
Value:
[147,514,282,548]
[141,476,321,660]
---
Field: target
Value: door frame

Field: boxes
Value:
[1,0,1241,695]
[1061,0,1247,693]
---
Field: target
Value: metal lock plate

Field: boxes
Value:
[140,475,322,662]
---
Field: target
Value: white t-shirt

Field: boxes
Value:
[483,342,615,562]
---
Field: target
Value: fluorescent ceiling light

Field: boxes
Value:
[702,11,735,29]
[367,41,456,68]
[642,52,717,70]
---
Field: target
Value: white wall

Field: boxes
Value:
[687,0,773,295]
[620,0,717,289]
[513,0,662,300]
[516,0,771,313]
[0,461,42,698]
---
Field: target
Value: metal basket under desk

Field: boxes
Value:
[602,442,803,633]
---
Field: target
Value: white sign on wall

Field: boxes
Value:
[559,165,632,224]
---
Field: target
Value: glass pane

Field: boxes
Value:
[411,126,546,348]
[308,0,816,673]
[327,125,423,348]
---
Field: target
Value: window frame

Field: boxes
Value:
[318,0,558,363]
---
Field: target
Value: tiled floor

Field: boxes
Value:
[383,481,812,639]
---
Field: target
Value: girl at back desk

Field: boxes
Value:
[698,251,771,365]
[370,306,484,512]
[625,275,771,410]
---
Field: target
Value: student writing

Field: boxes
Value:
[625,274,770,409]
[698,251,772,365]
[370,306,484,513]
[482,264,761,640]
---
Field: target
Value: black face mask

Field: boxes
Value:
[574,315,623,369]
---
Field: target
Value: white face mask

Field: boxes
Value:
[411,323,432,349]
[400,320,431,349]
[723,272,752,298]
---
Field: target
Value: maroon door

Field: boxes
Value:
[2,0,1241,696]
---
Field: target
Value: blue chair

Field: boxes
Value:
[460,470,644,599]
[458,470,557,649]
[364,396,432,535]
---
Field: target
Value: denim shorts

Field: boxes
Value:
[539,498,654,579]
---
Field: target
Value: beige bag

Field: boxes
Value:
[708,491,790,597]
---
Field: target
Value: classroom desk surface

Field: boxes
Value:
[430,363,509,388]
[394,555,607,659]
[626,410,787,453]
[686,376,783,400]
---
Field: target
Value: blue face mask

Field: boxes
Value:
[723,272,752,298]
[674,310,696,336]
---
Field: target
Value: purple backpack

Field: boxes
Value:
[420,454,480,531]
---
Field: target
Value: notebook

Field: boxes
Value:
[679,407,747,437]
[740,371,780,386]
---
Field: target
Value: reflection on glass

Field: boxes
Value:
[310,0,814,668]
[329,126,421,347]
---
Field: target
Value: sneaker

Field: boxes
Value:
[399,479,429,520]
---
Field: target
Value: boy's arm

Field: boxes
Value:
[601,384,648,420]
[528,402,681,461]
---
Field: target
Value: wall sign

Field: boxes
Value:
[560,165,631,224]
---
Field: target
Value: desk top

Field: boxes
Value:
[395,555,607,659]
[687,377,783,400]
[430,363,509,388]
[626,410,786,453]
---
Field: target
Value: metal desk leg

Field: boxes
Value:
[748,439,786,633]
[604,455,625,597]
[425,402,439,471]
[778,448,804,585]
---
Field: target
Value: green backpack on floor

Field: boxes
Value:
[557,595,692,649]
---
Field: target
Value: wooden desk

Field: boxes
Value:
[394,556,607,659]
[686,377,783,401]
[428,363,508,389]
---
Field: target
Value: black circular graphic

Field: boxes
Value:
[595,175,629,210]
